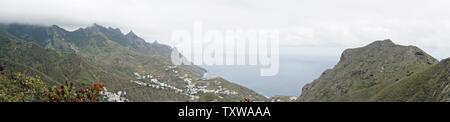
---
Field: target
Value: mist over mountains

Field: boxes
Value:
[2,22,450,102]
[0,23,266,102]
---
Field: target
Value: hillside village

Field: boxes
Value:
[128,65,238,101]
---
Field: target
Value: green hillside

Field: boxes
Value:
[371,58,450,102]
[0,23,266,102]
[299,39,439,102]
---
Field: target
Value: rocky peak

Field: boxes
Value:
[91,23,105,29]
[48,25,68,36]
[125,30,145,43]
[87,23,119,34]
[49,25,64,30]
[338,39,437,68]
[85,23,107,34]
[299,39,439,102]
[369,39,395,46]
[108,27,122,35]
[125,30,139,39]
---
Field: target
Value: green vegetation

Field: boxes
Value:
[299,39,442,102]
[47,81,104,102]
[0,23,266,102]
[0,72,48,102]
[0,72,104,102]
[370,59,450,102]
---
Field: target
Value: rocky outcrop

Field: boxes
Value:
[299,39,438,101]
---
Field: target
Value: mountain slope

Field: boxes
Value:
[0,23,266,102]
[299,39,438,101]
[371,58,450,102]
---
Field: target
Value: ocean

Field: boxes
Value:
[201,47,341,97]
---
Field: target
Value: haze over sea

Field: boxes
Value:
[202,46,341,97]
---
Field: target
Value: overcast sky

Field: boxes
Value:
[1,0,450,59]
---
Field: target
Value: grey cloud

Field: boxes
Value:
[1,0,450,59]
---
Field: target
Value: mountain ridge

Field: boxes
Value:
[0,23,267,102]
[299,39,440,101]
